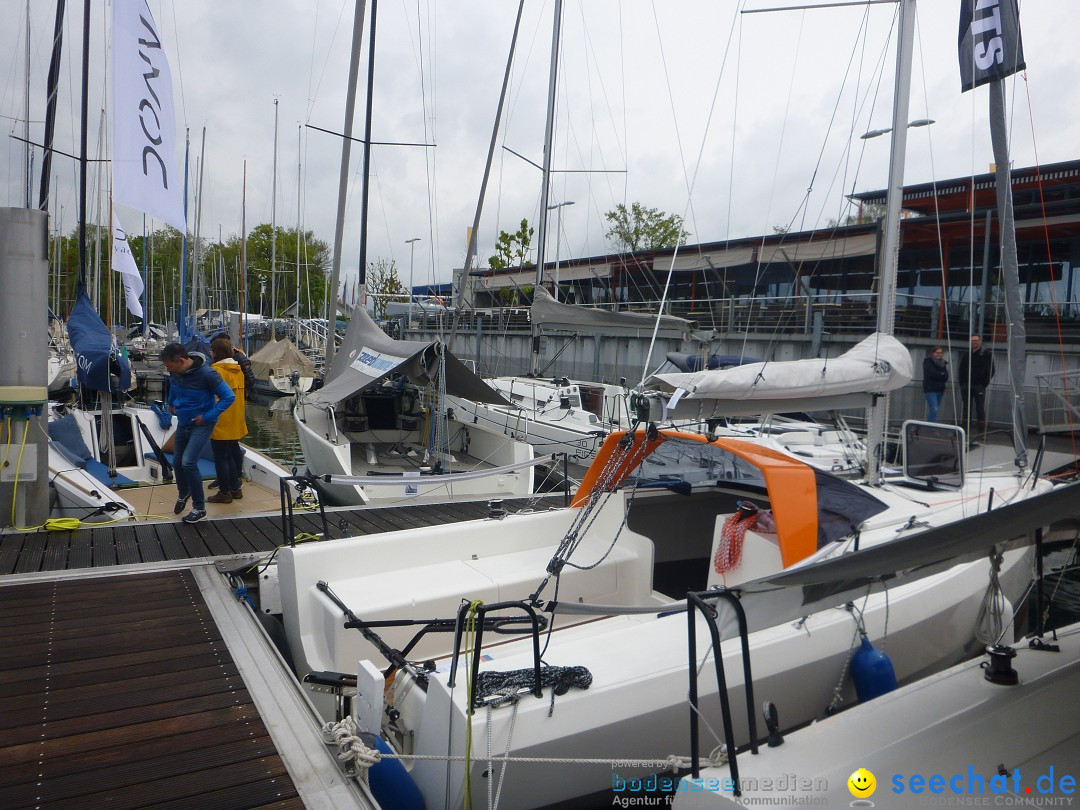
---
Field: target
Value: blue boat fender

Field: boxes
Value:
[367,734,425,810]
[850,635,898,702]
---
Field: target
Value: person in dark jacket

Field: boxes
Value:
[211,332,256,391]
[922,346,949,422]
[161,342,235,523]
[958,334,994,431]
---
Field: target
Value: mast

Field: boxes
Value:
[77,0,90,287]
[38,0,66,212]
[529,0,563,376]
[23,2,31,207]
[296,124,303,333]
[326,0,367,367]
[242,159,249,352]
[179,130,190,341]
[448,0,527,352]
[270,97,279,341]
[865,0,915,487]
[192,127,207,328]
[357,0,379,295]
[989,81,1027,468]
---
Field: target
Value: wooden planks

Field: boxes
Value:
[0,570,301,809]
[0,496,549,575]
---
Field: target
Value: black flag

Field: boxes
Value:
[958,0,1025,92]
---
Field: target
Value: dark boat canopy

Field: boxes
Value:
[305,308,506,408]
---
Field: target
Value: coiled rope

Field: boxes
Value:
[975,548,1009,645]
[714,502,759,575]
[473,665,593,716]
[320,716,381,785]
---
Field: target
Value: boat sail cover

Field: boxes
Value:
[305,308,507,407]
[650,332,912,417]
[248,337,316,380]
[531,286,697,340]
[66,288,132,393]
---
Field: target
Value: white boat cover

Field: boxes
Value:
[531,286,696,340]
[248,337,315,379]
[305,308,506,407]
[651,332,912,417]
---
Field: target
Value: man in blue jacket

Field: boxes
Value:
[161,342,236,523]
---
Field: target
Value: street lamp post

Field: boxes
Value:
[406,237,421,330]
[547,201,574,302]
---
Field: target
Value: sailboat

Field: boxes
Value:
[270,2,1067,806]
[248,103,316,398]
[45,3,307,526]
[292,1,536,508]
[293,308,538,506]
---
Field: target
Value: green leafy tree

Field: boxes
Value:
[489,218,534,270]
[826,204,887,228]
[236,224,331,319]
[604,203,689,253]
[367,257,407,319]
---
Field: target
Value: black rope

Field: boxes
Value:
[473,665,593,716]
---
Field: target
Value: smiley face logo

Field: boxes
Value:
[848,768,877,798]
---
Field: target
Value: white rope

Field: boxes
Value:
[321,716,382,784]
[377,750,711,770]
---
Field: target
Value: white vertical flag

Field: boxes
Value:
[112,213,145,318]
[112,0,185,231]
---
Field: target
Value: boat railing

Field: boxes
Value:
[447,599,545,705]
[685,588,759,796]
[1033,369,1080,434]
[278,474,329,548]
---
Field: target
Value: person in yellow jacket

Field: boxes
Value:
[207,337,248,504]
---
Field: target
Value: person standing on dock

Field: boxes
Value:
[958,334,994,436]
[207,338,248,505]
[161,343,235,523]
[211,331,256,392]
[922,346,949,422]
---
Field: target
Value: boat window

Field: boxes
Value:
[901,420,964,489]
[627,438,766,490]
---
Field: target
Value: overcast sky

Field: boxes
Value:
[2,1,1077,296]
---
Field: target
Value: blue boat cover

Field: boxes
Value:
[67,288,132,393]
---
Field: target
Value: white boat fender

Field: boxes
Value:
[850,634,898,702]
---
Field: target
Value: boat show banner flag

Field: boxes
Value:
[111,213,145,318]
[112,0,185,231]
[957,0,1025,92]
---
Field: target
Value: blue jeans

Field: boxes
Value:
[211,439,244,493]
[173,422,214,509]
[924,391,943,422]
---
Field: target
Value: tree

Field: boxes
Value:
[488,218,534,270]
[603,202,689,253]
[367,257,406,319]
[825,203,887,228]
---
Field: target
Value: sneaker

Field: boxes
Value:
[182,508,207,524]
[173,496,190,515]
[208,480,220,490]
[206,491,233,504]
[230,488,243,500]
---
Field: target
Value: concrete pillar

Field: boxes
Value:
[0,208,51,529]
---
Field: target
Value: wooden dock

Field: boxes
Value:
[0,496,558,575]
[0,566,372,809]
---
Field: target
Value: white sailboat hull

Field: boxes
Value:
[398,546,1033,809]
[674,620,1080,808]
[294,401,535,507]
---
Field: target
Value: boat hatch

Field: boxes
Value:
[901,419,965,490]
